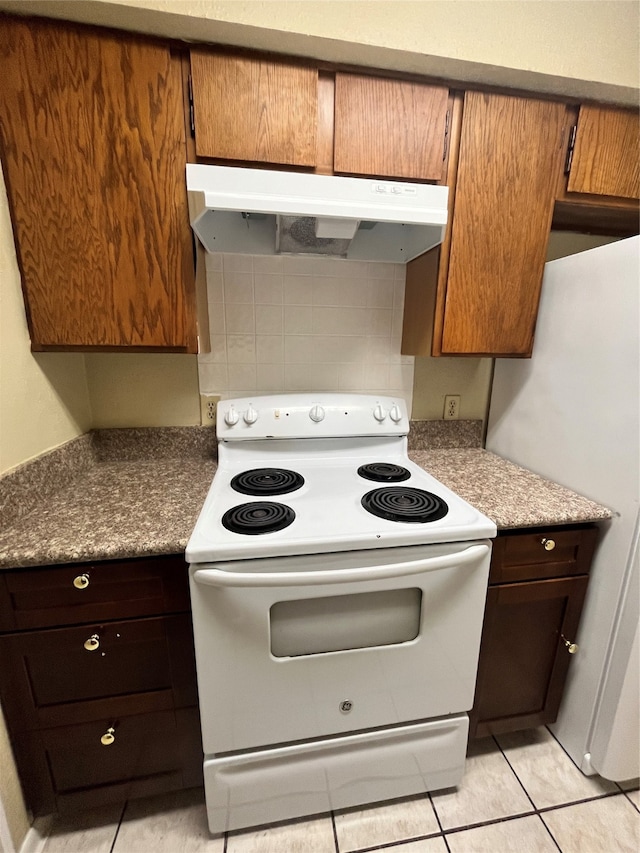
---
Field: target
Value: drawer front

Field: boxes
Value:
[45,710,182,791]
[14,707,203,815]
[0,614,197,731]
[489,526,598,584]
[0,555,189,631]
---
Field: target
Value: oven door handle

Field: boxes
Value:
[192,543,490,588]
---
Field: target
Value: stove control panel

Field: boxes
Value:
[217,394,409,440]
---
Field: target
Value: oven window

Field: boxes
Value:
[270,588,422,657]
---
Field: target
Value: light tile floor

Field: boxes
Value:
[37,729,639,853]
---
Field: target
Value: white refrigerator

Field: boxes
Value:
[486,236,639,782]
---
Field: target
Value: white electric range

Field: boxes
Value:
[186,394,496,834]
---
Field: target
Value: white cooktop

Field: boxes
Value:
[187,414,496,563]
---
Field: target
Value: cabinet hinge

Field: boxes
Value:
[564,125,577,175]
[188,73,195,137]
[442,109,450,162]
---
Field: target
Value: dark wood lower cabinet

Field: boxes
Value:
[0,556,203,815]
[0,531,598,812]
[470,525,598,739]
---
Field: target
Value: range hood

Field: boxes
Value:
[186,164,448,263]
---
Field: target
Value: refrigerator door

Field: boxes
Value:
[487,236,639,781]
[587,519,639,780]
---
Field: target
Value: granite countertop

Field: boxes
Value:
[409,449,611,530]
[0,428,217,570]
[0,422,611,570]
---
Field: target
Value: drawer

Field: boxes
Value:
[0,555,190,631]
[0,614,197,732]
[14,707,203,815]
[489,526,598,584]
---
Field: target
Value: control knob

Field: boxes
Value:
[309,404,325,423]
[243,405,258,425]
[389,403,402,423]
[373,404,387,422]
[224,405,239,426]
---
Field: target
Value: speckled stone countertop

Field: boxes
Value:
[409,449,611,530]
[0,428,217,569]
[0,421,610,570]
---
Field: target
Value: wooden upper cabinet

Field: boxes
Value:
[0,17,196,351]
[567,105,639,200]
[334,73,449,181]
[436,92,567,356]
[190,50,317,167]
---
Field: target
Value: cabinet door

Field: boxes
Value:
[436,92,567,356]
[190,50,317,167]
[471,575,588,738]
[334,73,449,181]
[0,17,196,350]
[567,105,639,200]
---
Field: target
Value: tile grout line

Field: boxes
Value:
[491,733,540,812]
[494,731,631,813]
[545,723,640,814]
[537,811,565,853]
[428,789,452,853]
[343,831,447,853]
[491,729,639,849]
[107,800,128,853]
[330,810,340,853]
[537,788,637,815]
[622,790,640,814]
[89,785,637,853]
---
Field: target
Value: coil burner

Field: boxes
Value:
[222,502,295,535]
[231,468,304,496]
[361,487,448,523]
[357,463,411,483]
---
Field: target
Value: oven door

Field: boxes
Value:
[190,540,491,755]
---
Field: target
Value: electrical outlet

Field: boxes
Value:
[443,395,460,420]
[200,394,220,426]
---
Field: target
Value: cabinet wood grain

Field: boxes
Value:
[334,73,449,181]
[0,17,196,350]
[439,92,567,355]
[567,105,639,199]
[190,50,317,167]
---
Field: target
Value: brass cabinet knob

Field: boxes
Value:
[73,573,90,589]
[562,635,579,654]
[541,538,556,551]
[100,727,115,746]
[84,633,100,652]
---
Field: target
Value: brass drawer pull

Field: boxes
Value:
[73,573,90,589]
[562,635,579,654]
[541,538,556,551]
[100,727,115,746]
[84,633,100,652]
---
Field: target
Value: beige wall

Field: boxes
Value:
[0,0,637,104]
[0,166,92,476]
[85,353,200,427]
[546,232,620,262]
[412,357,493,422]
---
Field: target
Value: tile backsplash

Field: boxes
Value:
[198,253,414,409]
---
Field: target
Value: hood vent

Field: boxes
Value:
[277,215,357,257]
[187,164,448,264]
